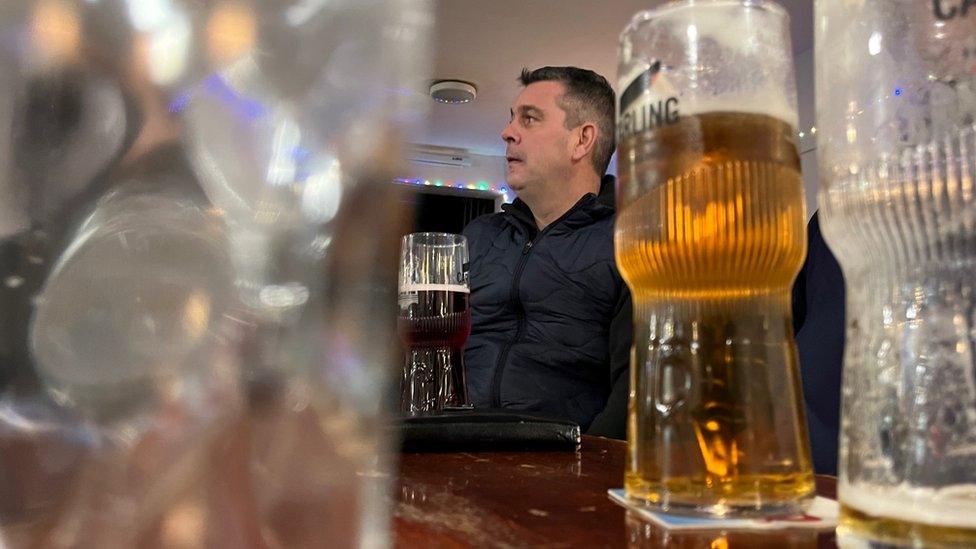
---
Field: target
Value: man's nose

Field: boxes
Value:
[501,120,518,144]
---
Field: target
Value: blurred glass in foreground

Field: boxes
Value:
[0,0,431,546]
[816,0,976,546]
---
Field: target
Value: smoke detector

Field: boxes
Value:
[429,80,477,104]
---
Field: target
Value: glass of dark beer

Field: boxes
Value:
[398,232,471,415]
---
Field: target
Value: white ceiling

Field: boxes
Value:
[417,0,815,157]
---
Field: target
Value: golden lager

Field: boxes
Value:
[617,111,814,513]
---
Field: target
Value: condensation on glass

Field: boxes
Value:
[816,0,976,546]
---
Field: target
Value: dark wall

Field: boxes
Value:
[400,188,496,235]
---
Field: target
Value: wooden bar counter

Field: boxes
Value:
[394,436,837,548]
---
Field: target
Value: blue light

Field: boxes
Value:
[201,74,268,121]
[241,100,267,120]
[894,87,903,96]
[204,74,235,101]
[168,92,192,114]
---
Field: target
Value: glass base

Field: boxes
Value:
[624,497,813,519]
[400,346,467,415]
[838,504,976,548]
[625,474,815,519]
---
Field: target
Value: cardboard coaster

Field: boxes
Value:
[608,489,838,531]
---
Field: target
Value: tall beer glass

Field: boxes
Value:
[617,0,814,516]
[816,1,976,545]
[398,233,471,415]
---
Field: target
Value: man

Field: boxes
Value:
[463,66,631,437]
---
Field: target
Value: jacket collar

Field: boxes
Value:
[502,175,616,235]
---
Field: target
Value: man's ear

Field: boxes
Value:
[571,122,598,164]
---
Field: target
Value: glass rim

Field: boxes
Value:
[623,0,789,35]
[402,232,467,247]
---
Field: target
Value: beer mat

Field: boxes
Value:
[607,489,838,531]
[396,410,580,452]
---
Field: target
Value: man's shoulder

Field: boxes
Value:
[463,211,509,238]
[570,210,617,246]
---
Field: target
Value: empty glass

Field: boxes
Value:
[816,0,976,545]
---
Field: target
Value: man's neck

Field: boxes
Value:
[522,171,602,231]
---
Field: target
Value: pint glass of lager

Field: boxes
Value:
[816,1,976,545]
[617,0,814,516]
[398,232,471,415]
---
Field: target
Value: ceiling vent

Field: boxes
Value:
[407,145,472,167]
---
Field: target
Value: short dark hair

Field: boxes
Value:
[519,66,616,175]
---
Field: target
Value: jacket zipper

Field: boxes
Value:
[490,238,534,407]
[488,196,599,408]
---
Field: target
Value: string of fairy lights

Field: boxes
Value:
[393,178,515,203]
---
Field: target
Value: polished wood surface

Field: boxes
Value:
[394,436,837,548]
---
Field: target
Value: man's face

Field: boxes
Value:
[501,81,574,196]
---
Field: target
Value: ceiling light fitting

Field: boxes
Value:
[429,80,477,104]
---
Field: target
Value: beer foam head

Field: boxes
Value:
[619,0,798,132]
